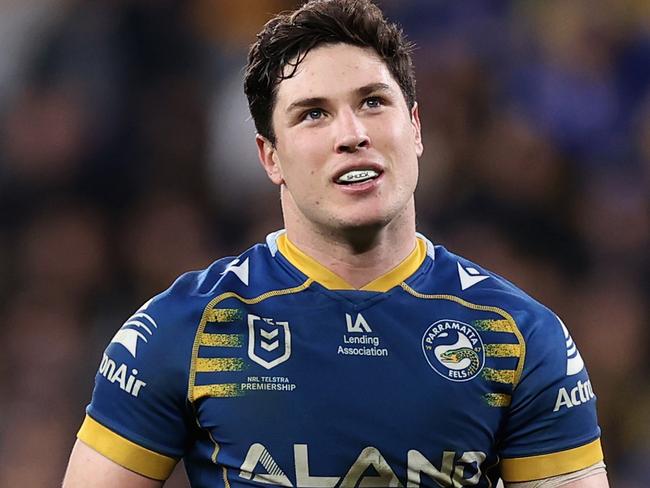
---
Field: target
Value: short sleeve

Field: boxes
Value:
[78,293,198,480]
[499,310,603,482]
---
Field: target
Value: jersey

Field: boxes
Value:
[78,230,603,487]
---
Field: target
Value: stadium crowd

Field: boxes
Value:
[0,0,648,486]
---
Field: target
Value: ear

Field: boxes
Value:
[411,102,424,157]
[256,134,284,185]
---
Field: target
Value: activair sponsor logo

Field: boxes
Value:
[553,379,595,412]
[110,302,158,358]
[239,443,486,487]
[558,316,584,376]
[98,353,146,397]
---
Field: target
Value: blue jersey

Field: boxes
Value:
[78,231,603,487]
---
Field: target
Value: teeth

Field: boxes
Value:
[336,169,379,184]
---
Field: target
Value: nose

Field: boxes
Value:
[334,109,370,154]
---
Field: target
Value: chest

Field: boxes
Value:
[188,291,521,486]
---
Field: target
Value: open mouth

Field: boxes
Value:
[335,169,381,185]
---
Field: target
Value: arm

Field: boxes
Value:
[63,440,163,488]
[505,463,609,488]
[560,473,609,487]
[68,294,197,486]
[498,311,606,484]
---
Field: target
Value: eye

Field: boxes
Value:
[364,96,383,109]
[303,108,324,121]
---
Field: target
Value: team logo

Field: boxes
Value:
[422,320,484,382]
[248,314,291,370]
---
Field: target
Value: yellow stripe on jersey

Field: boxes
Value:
[207,308,242,323]
[482,368,516,384]
[474,319,513,333]
[200,333,244,347]
[194,383,242,399]
[196,357,246,372]
[484,344,521,357]
[484,393,511,407]
[500,438,604,482]
[77,414,177,481]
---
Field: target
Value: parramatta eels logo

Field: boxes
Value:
[422,320,484,382]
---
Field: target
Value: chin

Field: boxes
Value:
[329,211,393,234]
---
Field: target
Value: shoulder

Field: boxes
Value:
[417,244,602,476]
[148,239,289,320]
[101,240,290,382]
[173,230,311,308]
[425,245,562,334]
[85,240,290,452]
[412,243,570,379]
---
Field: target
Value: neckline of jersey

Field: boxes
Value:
[276,233,427,292]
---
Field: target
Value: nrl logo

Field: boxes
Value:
[248,314,291,369]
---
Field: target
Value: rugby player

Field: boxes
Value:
[63,0,609,486]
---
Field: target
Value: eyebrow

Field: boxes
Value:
[284,82,394,114]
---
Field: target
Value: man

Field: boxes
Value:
[64,0,609,486]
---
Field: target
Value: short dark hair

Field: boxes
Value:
[244,0,416,145]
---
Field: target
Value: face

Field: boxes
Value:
[257,43,423,235]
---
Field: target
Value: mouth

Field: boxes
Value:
[334,168,382,186]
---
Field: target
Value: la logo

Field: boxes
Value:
[345,313,372,333]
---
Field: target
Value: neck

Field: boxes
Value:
[281,196,417,289]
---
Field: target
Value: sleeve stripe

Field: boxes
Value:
[500,438,604,482]
[77,414,177,481]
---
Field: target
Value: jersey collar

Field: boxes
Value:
[275,232,427,292]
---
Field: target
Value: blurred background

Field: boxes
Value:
[0,0,647,486]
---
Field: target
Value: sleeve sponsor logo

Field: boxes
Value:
[98,353,146,397]
[557,316,584,376]
[553,379,595,412]
[110,302,158,358]
[101,301,155,397]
